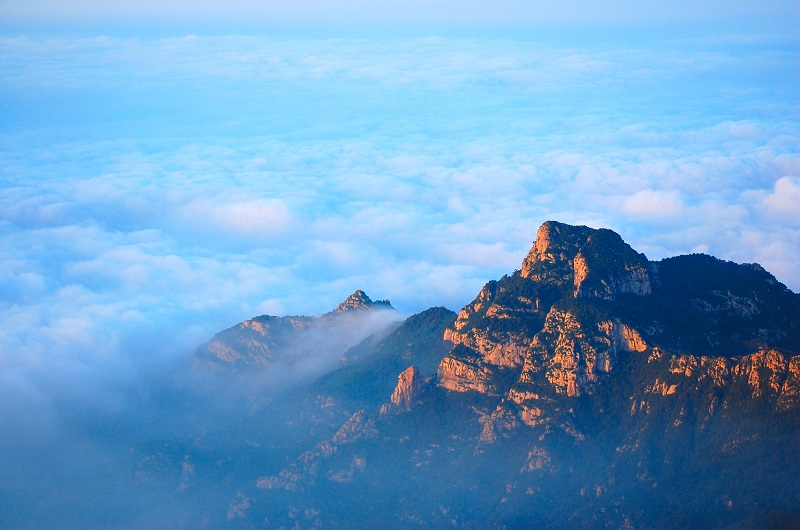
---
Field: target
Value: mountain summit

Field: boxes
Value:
[333,289,393,313]
[521,220,651,299]
[195,290,397,370]
[143,222,799,529]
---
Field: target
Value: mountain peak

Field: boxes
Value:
[195,289,396,370]
[521,221,651,300]
[334,289,393,313]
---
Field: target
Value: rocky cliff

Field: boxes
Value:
[520,220,652,299]
[380,365,425,414]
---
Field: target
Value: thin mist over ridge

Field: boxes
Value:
[191,290,403,411]
[0,290,403,528]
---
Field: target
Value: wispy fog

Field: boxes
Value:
[0,298,399,528]
[0,30,798,527]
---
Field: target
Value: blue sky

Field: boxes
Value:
[2,0,798,34]
[0,2,799,410]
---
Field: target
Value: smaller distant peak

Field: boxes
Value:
[335,289,393,313]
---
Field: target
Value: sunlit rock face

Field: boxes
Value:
[380,365,425,414]
[444,324,529,368]
[437,350,500,395]
[686,349,795,400]
[779,356,800,411]
[439,221,654,406]
[520,220,652,300]
[437,220,800,443]
[520,221,598,285]
[196,315,315,367]
[631,348,800,428]
[520,220,651,300]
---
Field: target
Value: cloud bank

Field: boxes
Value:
[2,33,798,346]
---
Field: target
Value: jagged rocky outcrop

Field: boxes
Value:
[438,221,654,402]
[334,289,392,313]
[520,220,652,299]
[636,348,800,415]
[380,366,425,414]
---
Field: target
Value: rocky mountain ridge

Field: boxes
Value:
[142,221,799,529]
[195,289,398,370]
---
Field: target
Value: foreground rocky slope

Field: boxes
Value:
[137,221,800,529]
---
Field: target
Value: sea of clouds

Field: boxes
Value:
[0,32,798,525]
